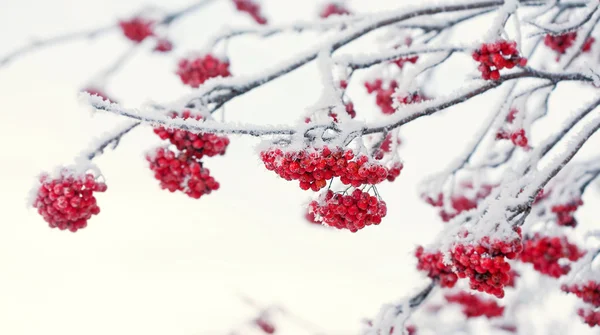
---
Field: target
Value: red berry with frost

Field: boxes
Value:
[154,39,173,52]
[445,291,505,318]
[386,161,403,182]
[544,32,577,54]
[177,54,231,88]
[309,189,387,232]
[473,40,526,80]
[562,281,600,308]
[451,230,523,298]
[153,110,230,159]
[32,171,107,232]
[232,0,267,24]
[255,318,276,334]
[261,146,389,191]
[119,17,154,43]
[320,3,351,18]
[415,246,458,288]
[146,147,220,199]
[551,199,583,227]
[578,308,600,327]
[510,129,528,148]
[519,234,585,277]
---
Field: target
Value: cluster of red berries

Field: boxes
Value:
[154,111,230,158]
[445,291,504,319]
[84,87,116,103]
[544,32,595,55]
[119,17,173,52]
[149,110,228,199]
[551,199,583,227]
[364,79,427,115]
[320,3,351,18]
[373,133,402,160]
[472,40,527,80]
[392,56,418,69]
[177,54,231,88]
[415,246,458,288]
[423,183,494,222]
[232,0,267,24]
[147,147,220,199]
[562,281,600,308]
[386,162,403,182]
[309,189,387,232]
[578,308,600,327]
[451,230,523,298]
[496,108,529,148]
[260,147,391,191]
[254,318,276,334]
[33,172,107,232]
[519,234,585,278]
[119,17,154,43]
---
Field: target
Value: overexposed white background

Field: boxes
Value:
[1,0,598,334]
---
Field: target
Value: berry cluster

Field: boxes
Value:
[445,291,505,319]
[451,230,523,298]
[254,318,276,334]
[424,183,494,222]
[544,32,595,56]
[415,246,458,288]
[320,3,351,18]
[392,55,418,69]
[578,308,600,327]
[373,133,402,160]
[551,199,583,227]
[147,147,219,199]
[154,111,230,158]
[32,172,107,232]
[232,0,267,24]
[562,281,600,307]
[544,32,577,54]
[386,161,403,182]
[364,79,427,115]
[472,40,527,80]
[119,17,154,43]
[519,234,585,277]
[309,189,387,232]
[177,54,231,88]
[260,147,390,191]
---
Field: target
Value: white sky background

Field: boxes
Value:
[0,0,599,335]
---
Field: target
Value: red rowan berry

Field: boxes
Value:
[520,234,585,277]
[320,3,351,18]
[32,170,106,232]
[445,291,505,318]
[119,17,154,43]
[415,246,458,288]
[473,40,526,80]
[177,54,231,88]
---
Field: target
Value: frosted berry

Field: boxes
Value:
[519,234,585,278]
[309,189,387,232]
[154,39,173,52]
[146,147,219,199]
[255,318,276,334]
[320,3,351,18]
[415,246,458,288]
[232,0,267,24]
[551,199,583,227]
[562,281,600,308]
[260,146,389,191]
[153,110,230,159]
[544,32,577,54]
[32,171,107,232]
[510,129,528,148]
[392,55,418,69]
[438,184,494,222]
[386,161,403,182]
[472,40,527,80]
[451,229,523,298]
[445,291,505,318]
[119,17,154,43]
[578,308,600,327]
[177,54,231,88]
